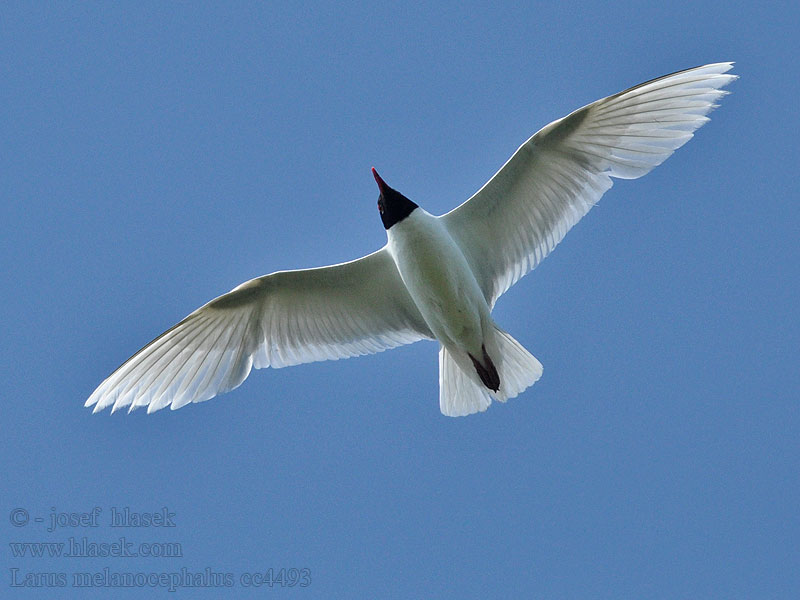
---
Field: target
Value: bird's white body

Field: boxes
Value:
[386,209,537,415]
[387,209,488,356]
[85,62,737,417]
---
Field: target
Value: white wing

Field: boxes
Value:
[86,247,432,414]
[443,62,737,306]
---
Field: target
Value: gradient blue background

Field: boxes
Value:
[3,2,797,598]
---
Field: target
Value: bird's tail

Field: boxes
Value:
[438,326,543,417]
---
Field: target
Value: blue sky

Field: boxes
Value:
[2,2,798,598]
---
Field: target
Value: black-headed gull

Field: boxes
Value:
[87,62,737,417]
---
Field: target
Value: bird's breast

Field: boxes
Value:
[387,210,488,348]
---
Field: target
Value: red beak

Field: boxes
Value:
[372,167,388,193]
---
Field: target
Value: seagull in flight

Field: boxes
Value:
[87,62,737,417]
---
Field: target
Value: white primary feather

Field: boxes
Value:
[86,248,432,414]
[443,62,738,306]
